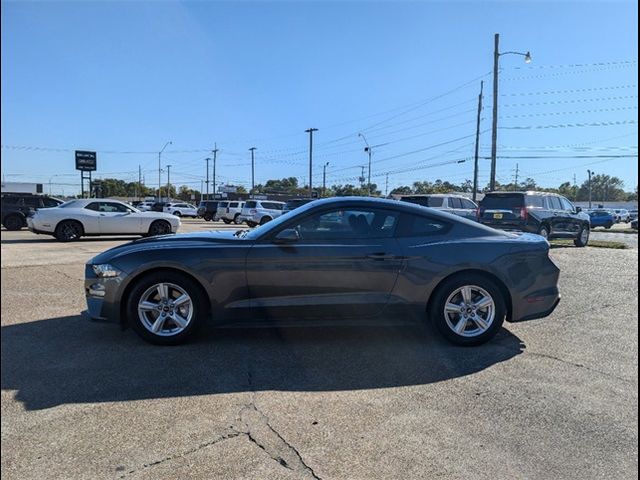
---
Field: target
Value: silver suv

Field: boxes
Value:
[398,194,478,221]
[216,201,245,224]
[238,200,285,227]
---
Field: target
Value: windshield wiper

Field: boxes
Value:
[234,229,250,238]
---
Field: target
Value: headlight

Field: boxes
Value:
[92,264,121,278]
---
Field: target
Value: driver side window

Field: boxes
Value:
[292,208,399,241]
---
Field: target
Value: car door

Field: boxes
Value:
[245,206,405,319]
[557,197,580,235]
[546,196,566,235]
[96,202,143,234]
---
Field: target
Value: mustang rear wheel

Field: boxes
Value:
[430,274,506,346]
[127,272,207,345]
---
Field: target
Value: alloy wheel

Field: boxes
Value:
[443,285,496,337]
[137,282,193,336]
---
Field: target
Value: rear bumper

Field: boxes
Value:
[513,296,561,322]
[509,286,561,322]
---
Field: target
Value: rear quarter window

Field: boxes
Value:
[397,214,450,237]
[525,196,546,208]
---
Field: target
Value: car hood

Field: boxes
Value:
[88,230,246,265]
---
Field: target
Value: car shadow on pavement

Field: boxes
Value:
[1,315,525,410]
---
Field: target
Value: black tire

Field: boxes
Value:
[3,214,24,231]
[429,273,506,346]
[126,271,207,345]
[246,221,257,228]
[259,216,272,226]
[537,224,550,240]
[148,220,172,237]
[203,213,213,221]
[54,220,83,242]
[233,213,242,224]
[574,225,590,247]
[173,211,182,217]
[605,223,613,229]
[222,218,231,224]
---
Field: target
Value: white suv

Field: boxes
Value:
[163,202,198,218]
[239,200,285,227]
[137,201,155,211]
[216,201,245,224]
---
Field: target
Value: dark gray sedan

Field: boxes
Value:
[85,197,560,346]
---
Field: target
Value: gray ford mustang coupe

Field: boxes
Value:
[85,197,560,346]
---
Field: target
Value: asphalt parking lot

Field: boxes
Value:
[1,220,638,480]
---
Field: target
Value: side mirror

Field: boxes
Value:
[273,229,300,244]
[575,206,582,213]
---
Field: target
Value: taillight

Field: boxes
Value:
[476,208,481,220]
[520,207,528,221]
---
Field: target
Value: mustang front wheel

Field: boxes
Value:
[127,272,207,345]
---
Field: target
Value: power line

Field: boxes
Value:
[501,84,637,96]
[500,106,638,119]
[501,95,638,107]
[501,120,638,130]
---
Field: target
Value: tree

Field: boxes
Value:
[577,174,626,202]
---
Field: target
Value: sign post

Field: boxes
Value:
[75,151,97,198]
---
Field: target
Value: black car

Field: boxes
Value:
[85,197,561,346]
[478,191,591,247]
[197,200,220,221]
[282,198,314,214]
[1,193,64,230]
[151,202,168,212]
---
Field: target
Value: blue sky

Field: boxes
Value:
[1,0,638,196]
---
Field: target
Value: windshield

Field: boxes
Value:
[480,194,525,209]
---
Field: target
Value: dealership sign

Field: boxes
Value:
[75,151,97,171]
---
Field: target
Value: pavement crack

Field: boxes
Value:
[239,404,322,480]
[524,351,634,384]
[118,431,242,478]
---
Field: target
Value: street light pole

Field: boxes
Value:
[473,81,484,202]
[305,128,318,198]
[489,34,531,191]
[166,164,172,200]
[322,162,329,197]
[212,143,218,197]
[588,169,593,209]
[249,147,256,194]
[158,141,172,201]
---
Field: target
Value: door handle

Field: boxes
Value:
[366,253,396,261]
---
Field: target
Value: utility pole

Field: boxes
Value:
[473,81,484,202]
[305,128,318,198]
[490,33,500,191]
[322,162,329,197]
[573,173,578,201]
[359,166,366,189]
[201,180,204,202]
[385,173,389,197]
[158,141,172,201]
[514,163,519,190]
[587,169,593,209]
[212,144,218,197]
[138,165,142,201]
[249,147,256,195]
[166,165,172,200]
[205,158,210,200]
